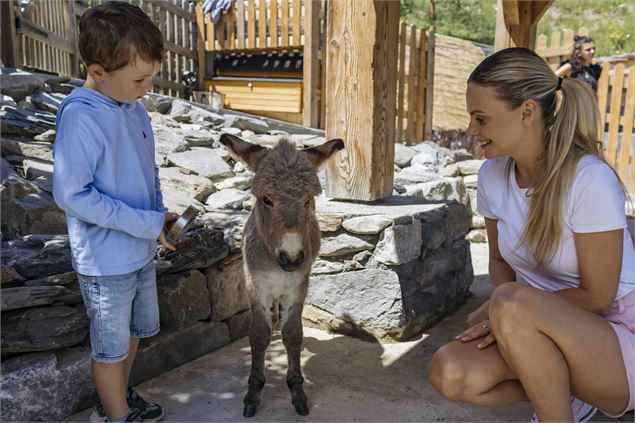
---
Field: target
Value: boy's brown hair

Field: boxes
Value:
[79,1,164,72]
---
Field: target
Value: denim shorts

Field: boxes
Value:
[78,260,160,363]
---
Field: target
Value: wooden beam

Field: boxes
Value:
[1,0,20,68]
[302,0,320,128]
[324,0,399,201]
[495,0,553,51]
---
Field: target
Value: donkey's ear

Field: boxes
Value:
[219,133,268,172]
[304,138,345,168]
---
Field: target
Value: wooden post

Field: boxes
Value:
[495,0,553,51]
[1,0,20,68]
[64,0,80,78]
[302,0,319,128]
[324,0,400,201]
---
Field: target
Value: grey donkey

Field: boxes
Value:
[219,134,344,418]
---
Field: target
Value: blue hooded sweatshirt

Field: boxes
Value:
[53,87,167,276]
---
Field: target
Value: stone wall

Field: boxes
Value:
[1,68,475,421]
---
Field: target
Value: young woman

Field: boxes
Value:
[556,35,602,92]
[428,47,635,422]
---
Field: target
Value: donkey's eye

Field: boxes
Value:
[262,196,273,207]
[304,199,311,208]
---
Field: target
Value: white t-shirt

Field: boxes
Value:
[477,155,635,300]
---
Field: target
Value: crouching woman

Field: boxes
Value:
[428,47,635,422]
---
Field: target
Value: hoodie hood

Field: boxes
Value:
[57,87,136,121]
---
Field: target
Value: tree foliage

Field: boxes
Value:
[400,0,634,56]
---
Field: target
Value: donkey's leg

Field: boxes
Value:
[243,302,272,418]
[281,300,308,416]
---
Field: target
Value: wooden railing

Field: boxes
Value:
[200,0,307,51]
[3,0,198,97]
[598,64,635,192]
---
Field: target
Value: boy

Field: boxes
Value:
[53,2,176,422]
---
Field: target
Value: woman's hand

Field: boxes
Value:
[455,319,497,349]
[467,299,490,327]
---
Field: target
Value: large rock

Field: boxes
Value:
[225,309,251,342]
[319,233,373,257]
[1,305,89,354]
[342,215,393,235]
[1,285,81,312]
[0,105,56,136]
[205,188,250,210]
[0,347,94,422]
[1,160,67,237]
[306,269,404,339]
[131,321,230,385]
[159,167,215,202]
[167,148,233,181]
[205,255,249,321]
[223,114,269,134]
[394,144,416,168]
[155,227,229,274]
[372,220,422,266]
[169,99,224,126]
[1,137,54,162]
[1,235,73,280]
[152,125,190,159]
[0,72,47,102]
[404,176,468,205]
[201,210,249,252]
[157,269,211,330]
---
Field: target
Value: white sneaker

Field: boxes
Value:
[530,396,598,422]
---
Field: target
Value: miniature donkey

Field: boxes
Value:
[219,133,344,418]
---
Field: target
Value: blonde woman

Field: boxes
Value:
[428,47,635,422]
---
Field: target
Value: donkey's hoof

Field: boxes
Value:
[243,404,258,418]
[293,401,309,416]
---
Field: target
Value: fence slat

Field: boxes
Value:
[247,0,256,48]
[395,22,406,143]
[406,25,418,145]
[292,0,301,45]
[281,0,289,47]
[597,62,610,130]
[415,29,427,143]
[618,67,635,184]
[236,0,245,49]
[258,0,267,48]
[270,0,278,48]
[606,64,626,165]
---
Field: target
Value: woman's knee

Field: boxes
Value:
[428,343,470,401]
[490,282,539,335]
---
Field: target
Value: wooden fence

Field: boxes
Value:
[199,2,435,142]
[535,27,589,71]
[395,23,434,145]
[536,27,635,193]
[599,64,635,192]
[2,0,198,97]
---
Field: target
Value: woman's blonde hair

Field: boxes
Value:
[469,47,624,266]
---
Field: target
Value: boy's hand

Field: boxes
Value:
[164,212,179,231]
[159,229,176,251]
[159,212,179,251]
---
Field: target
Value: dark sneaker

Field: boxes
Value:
[90,387,164,422]
[126,386,164,422]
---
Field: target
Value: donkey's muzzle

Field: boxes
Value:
[277,251,305,272]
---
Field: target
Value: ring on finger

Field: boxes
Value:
[482,324,489,330]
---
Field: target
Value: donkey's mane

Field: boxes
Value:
[251,139,322,198]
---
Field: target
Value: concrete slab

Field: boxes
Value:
[66,243,631,422]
